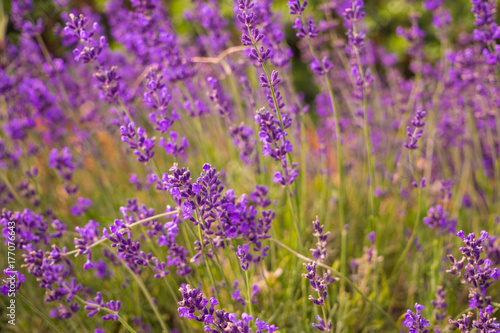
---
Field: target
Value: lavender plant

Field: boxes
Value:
[2,0,500,332]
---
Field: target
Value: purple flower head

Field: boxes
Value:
[94,66,121,101]
[255,109,297,186]
[259,71,281,89]
[288,0,308,15]
[404,110,426,150]
[310,217,330,262]
[178,284,277,331]
[312,315,333,331]
[236,244,250,271]
[423,205,456,234]
[402,303,430,333]
[447,230,500,312]
[84,292,121,321]
[70,197,92,216]
[49,147,75,181]
[120,122,156,163]
[343,0,366,48]
[292,18,319,39]
[431,286,448,323]
[471,0,500,45]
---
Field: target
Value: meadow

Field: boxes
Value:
[1,0,500,332]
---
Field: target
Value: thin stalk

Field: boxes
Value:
[389,185,422,281]
[246,270,253,318]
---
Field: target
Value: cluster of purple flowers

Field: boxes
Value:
[423,205,457,235]
[447,231,500,331]
[162,163,275,266]
[178,284,278,332]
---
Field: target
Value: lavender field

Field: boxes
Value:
[1,0,500,332]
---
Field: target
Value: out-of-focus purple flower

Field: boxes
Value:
[230,124,257,166]
[447,230,500,323]
[178,284,277,332]
[310,217,330,262]
[431,286,448,323]
[49,147,75,181]
[471,0,500,45]
[423,205,456,234]
[70,197,92,216]
[120,122,156,163]
[310,57,333,75]
[255,109,297,186]
[158,132,189,160]
[343,0,366,48]
[287,0,308,15]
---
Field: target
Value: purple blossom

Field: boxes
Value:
[423,205,457,234]
[84,292,121,321]
[70,197,92,216]
[310,57,334,76]
[255,109,297,186]
[49,147,75,181]
[310,217,330,262]
[120,122,156,163]
[236,244,250,271]
[404,110,426,150]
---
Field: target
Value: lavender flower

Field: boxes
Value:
[70,197,92,216]
[236,244,250,271]
[49,147,75,181]
[447,231,500,312]
[178,284,278,332]
[431,286,448,324]
[402,303,430,333]
[471,0,500,45]
[120,122,156,163]
[303,218,337,331]
[343,0,367,48]
[423,205,457,234]
[310,217,330,262]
